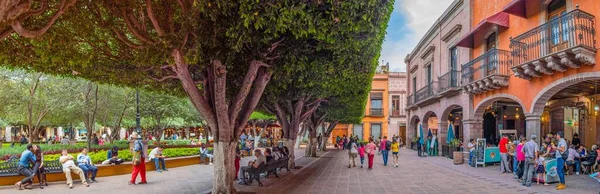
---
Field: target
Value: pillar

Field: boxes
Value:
[463,119,483,146]
[438,121,448,156]
[5,126,11,142]
[525,114,542,145]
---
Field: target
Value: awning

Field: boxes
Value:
[503,0,555,18]
[502,0,527,18]
[456,12,510,48]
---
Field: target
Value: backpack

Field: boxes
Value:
[385,140,391,151]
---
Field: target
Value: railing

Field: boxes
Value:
[510,9,596,66]
[415,81,438,103]
[370,108,383,116]
[391,110,400,117]
[461,48,511,85]
[438,70,460,93]
[406,94,415,107]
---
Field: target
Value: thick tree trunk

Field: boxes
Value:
[212,141,237,194]
[320,122,337,151]
[305,129,317,157]
[283,138,296,169]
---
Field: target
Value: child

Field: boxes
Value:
[536,155,548,185]
[358,143,366,168]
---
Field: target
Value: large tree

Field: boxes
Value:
[0,1,394,193]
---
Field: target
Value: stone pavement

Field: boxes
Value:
[0,147,310,194]
[235,148,600,194]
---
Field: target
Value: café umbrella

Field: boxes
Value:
[418,124,424,145]
[446,123,455,144]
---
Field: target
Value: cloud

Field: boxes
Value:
[380,0,454,72]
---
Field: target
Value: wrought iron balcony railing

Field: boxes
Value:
[370,108,383,117]
[461,48,511,94]
[438,70,461,93]
[415,81,438,103]
[406,94,415,107]
[391,110,400,117]
[510,9,596,80]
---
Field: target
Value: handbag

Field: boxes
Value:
[132,141,142,165]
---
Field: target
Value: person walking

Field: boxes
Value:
[358,143,365,168]
[15,144,37,190]
[348,139,358,168]
[59,150,89,189]
[129,132,147,185]
[553,131,567,190]
[380,136,390,166]
[391,139,400,167]
[365,139,377,170]
[521,134,539,187]
[499,134,512,173]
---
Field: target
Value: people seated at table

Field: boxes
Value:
[15,144,37,190]
[149,146,168,172]
[60,150,89,189]
[106,146,124,165]
[77,148,98,182]
[200,144,213,165]
[238,149,266,185]
[565,145,581,175]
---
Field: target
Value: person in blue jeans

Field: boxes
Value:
[467,139,475,166]
[149,146,168,172]
[554,131,567,190]
[380,136,390,166]
[565,146,581,175]
[77,148,98,182]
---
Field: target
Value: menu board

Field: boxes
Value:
[475,138,486,168]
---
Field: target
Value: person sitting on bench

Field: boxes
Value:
[200,144,213,165]
[238,149,266,185]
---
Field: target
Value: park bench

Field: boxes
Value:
[0,156,63,178]
[245,156,290,187]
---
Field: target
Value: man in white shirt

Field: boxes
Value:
[468,139,476,167]
[60,150,88,189]
[149,146,168,172]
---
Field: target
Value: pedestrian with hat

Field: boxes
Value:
[129,132,147,185]
[553,131,567,190]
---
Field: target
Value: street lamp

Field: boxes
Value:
[136,89,141,135]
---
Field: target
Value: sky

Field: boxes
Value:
[380,0,455,72]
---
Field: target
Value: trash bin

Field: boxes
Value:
[453,151,464,165]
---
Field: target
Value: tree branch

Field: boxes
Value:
[149,74,178,82]
[300,99,323,122]
[228,60,263,126]
[120,7,155,44]
[11,0,77,38]
[145,0,165,36]
[234,68,273,137]
[111,28,143,49]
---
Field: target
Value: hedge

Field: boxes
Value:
[40,147,204,164]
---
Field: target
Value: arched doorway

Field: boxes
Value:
[531,72,600,149]
[474,94,526,145]
[423,111,439,155]
[441,105,464,141]
[409,115,420,150]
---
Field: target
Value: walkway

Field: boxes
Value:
[0,147,310,194]
[236,148,600,194]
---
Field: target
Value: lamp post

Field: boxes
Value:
[136,89,141,135]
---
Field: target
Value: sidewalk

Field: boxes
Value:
[235,148,600,194]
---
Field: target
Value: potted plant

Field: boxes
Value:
[448,138,461,159]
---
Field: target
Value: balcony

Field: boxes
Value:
[510,10,596,80]
[461,48,511,95]
[415,81,438,105]
[391,110,401,117]
[406,94,415,108]
[438,70,461,96]
[369,108,383,117]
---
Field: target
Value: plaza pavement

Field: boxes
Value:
[235,148,600,194]
[0,147,310,194]
[2,147,598,194]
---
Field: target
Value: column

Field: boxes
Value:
[462,119,483,146]
[525,114,542,145]
[438,121,448,156]
[5,126,11,142]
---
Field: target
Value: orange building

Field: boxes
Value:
[406,0,599,149]
[329,66,391,143]
[457,0,599,147]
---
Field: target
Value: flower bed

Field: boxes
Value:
[0,140,206,161]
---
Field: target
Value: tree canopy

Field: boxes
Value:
[0,1,394,193]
